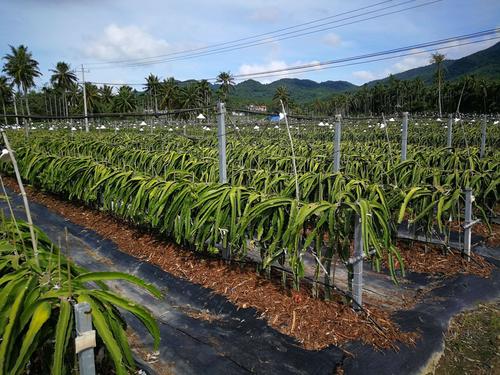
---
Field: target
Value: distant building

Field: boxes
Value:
[248,104,267,112]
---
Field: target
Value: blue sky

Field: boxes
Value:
[1,0,499,88]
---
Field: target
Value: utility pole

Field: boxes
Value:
[81,65,89,132]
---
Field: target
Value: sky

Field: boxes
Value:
[0,0,499,89]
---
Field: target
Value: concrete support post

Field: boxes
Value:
[480,115,487,158]
[401,112,408,161]
[447,113,453,149]
[217,102,227,184]
[74,302,96,375]
[352,213,363,309]
[333,114,342,173]
[463,188,472,260]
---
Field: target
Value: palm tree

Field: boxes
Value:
[197,79,212,107]
[66,82,80,115]
[273,86,291,110]
[215,71,235,102]
[113,86,136,113]
[180,84,201,110]
[430,52,445,117]
[159,77,179,110]
[145,74,160,113]
[2,45,41,128]
[84,83,100,113]
[0,76,13,124]
[99,85,114,112]
[50,62,77,118]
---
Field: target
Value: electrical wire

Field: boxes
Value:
[84,0,397,66]
[86,31,499,86]
[86,0,441,69]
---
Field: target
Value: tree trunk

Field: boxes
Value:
[438,68,442,117]
[12,93,19,126]
[20,88,28,136]
[24,87,31,118]
[44,94,48,116]
[2,100,7,125]
[48,95,53,122]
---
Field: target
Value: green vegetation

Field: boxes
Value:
[0,198,161,374]
[2,119,498,292]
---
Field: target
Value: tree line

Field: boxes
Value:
[1,45,499,126]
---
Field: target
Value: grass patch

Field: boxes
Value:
[434,302,500,375]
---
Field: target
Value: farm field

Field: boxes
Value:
[0,116,498,371]
[2,1,500,372]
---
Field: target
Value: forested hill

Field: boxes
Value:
[219,42,500,105]
[368,41,500,85]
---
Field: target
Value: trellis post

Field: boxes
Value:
[401,112,408,161]
[447,113,453,148]
[480,115,487,158]
[217,102,229,260]
[217,102,227,184]
[351,213,363,309]
[74,302,96,375]
[333,114,342,173]
[463,188,472,260]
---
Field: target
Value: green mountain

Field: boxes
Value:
[222,78,357,105]
[368,41,500,85]
[178,42,500,105]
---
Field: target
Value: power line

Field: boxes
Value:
[87,0,441,69]
[85,30,499,86]
[228,36,500,82]
[229,29,497,79]
[84,0,396,66]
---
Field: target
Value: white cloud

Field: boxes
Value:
[323,33,342,47]
[238,60,321,83]
[352,70,377,81]
[84,24,170,60]
[390,49,429,73]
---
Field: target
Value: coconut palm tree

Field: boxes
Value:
[180,84,201,109]
[2,45,41,128]
[99,85,114,112]
[113,86,136,113]
[273,86,291,110]
[145,74,160,113]
[197,79,212,107]
[215,71,235,102]
[66,82,80,115]
[159,77,179,110]
[0,76,13,124]
[430,52,445,117]
[50,62,77,118]
[84,83,100,113]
